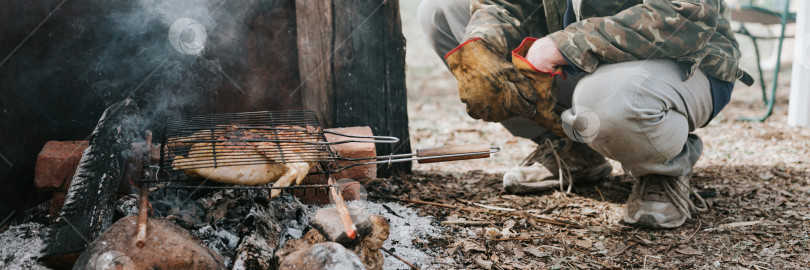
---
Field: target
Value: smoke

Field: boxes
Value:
[90,0,220,132]
[0,0,302,216]
[82,0,278,135]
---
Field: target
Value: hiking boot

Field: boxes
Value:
[623,174,708,229]
[503,137,612,194]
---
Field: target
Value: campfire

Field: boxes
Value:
[2,99,497,269]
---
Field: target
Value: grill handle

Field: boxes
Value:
[333,144,500,171]
[416,144,493,164]
[323,130,400,144]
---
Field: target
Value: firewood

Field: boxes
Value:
[39,99,142,268]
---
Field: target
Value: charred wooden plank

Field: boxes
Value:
[39,99,141,268]
[232,203,281,270]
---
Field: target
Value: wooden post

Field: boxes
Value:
[789,0,810,127]
[296,0,334,127]
[296,0,412,176]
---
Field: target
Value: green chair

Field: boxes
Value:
[730,0,795,121]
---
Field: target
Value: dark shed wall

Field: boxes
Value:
[0,0,301,217]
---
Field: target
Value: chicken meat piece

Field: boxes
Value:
[256,125,321,198]
[171,125,322,198]
[173,142,288,185]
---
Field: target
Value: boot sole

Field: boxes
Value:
[625,214,685,229]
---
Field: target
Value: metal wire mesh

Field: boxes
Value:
[160,110,337,174]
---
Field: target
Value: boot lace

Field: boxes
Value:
[639,175,709,216]
[521,138,573,193]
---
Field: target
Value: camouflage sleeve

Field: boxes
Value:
[464,0,544,56]
[549,0,723,74]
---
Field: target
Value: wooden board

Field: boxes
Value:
[39,99,141,268]
[296,0,335,128]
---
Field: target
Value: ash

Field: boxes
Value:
[116,188,310,269]
[0,189,445,269]
[360,201,443,270]
[0,223,50,270]
[110,187,447,269]
[303,201,444,270]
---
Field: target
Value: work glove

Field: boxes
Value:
[511,37,566,137]
[445,38,538,122]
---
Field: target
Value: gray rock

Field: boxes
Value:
[278,215,390,270]
[278,242,365,270]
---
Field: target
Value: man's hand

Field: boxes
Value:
[511,37,566,137]
[445,38,539,122]
[524,37,568,72]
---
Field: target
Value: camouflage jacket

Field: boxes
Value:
[465,0,749,84]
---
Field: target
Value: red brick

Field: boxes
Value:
[34,141,88,191]
[323,126,377,181]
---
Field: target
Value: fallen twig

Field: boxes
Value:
[535,205,558,215]
[456,198,517,212]
[492,236,548,241]
[382,248,420,270]
[491,235,579,241]
[705,220,764,232]
[371,196,585,229]
[470,202,516,212]
[455,198,517,212]
[370,196,508,216]
[594,186,605,201]
[135,182,149,248]
[0,210,15,228]
[441,220,502,226]
[530,214,585,229]
[381,204,404,219]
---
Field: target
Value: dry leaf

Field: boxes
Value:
[636,246,653,256]
[447,241,460,255]
[524,246,548,258]
[581,207,599,215]
[474,256,493,270]
[461,240,486,253]
[501,219,516,237]
[675,246,702,255]
[484,227,501,238]
[575,239,593,249]
[759,171,773,180]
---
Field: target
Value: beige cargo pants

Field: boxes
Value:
[417,0,714,177]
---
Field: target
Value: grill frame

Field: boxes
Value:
[147,110,350,193]
[161,110,336,171]
[147,110,498,190]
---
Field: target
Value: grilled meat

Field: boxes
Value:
[171,125,321,197]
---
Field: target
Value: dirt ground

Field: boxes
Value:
[383,1,810,269]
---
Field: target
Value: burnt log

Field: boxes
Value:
[296,0,411,177]
[232,203,282,270]
[39,99,142,268]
